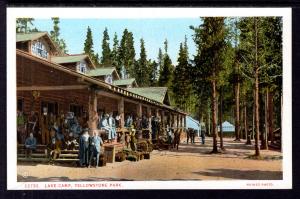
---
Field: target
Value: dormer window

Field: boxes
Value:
[77,60,87,74]
[105,75,113,84]
[31,40,48,59]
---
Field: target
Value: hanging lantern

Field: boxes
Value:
[32,90,40,100]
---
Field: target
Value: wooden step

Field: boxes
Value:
[17,157,49,162]
[18,149,46,154]
[59,154,78,158]
[53,158,79,162]
[18,153,47,158]
[18,144,47,149]
[60,150,79,154]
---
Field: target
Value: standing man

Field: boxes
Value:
[166,124,172,145]
[89,130,103,168]
[200,129,206,145]
[108,112,116,143]
[79,128,90,167]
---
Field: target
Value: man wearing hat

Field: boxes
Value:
[88,130,103,168]
[108,112,116,143]
[79,128,90,167]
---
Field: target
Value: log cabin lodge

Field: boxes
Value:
[16,32,187,163]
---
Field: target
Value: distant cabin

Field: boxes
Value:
[218,121,235,137]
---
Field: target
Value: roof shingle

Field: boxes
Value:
[51,55,88,64]
[113,78,137,86]
[16,32,48,42]
[127,87,168,104]
[86,67,116,77]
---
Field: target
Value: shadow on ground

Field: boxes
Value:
[17,175,133,182]
[192,168,283,180]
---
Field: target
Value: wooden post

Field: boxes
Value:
[137,103,142,118]
[156,109,159,118]
[180,115,183,128]
[184,115,186,130]
[147,107,152,125]
[88,88,98,132]
[118,97,124,128]
[167,112,171,126]
[161,111,165,128]
[147,107,152,118]
[172,114,175,128]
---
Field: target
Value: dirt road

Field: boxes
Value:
[17,137,282,181]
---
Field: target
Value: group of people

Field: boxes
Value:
[97,112,117,143]
[17,110,88,146]
[186,128,206,145]
[17,109,89,159]
[79,129,103,168]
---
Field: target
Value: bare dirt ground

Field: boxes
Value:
[17,137,282,181]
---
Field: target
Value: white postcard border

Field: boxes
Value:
[7,7,292,190]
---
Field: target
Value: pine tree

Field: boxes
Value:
[158,54,173,87]
[50,17,68,54]
[172,41,191,111]
[148,60,158,86]
[237,17,281,156]
[233,18,241,141]
[135,38,149,86]
[119,29,136,78]
[157,48,164,79]
[261,17,282,146]
[111,32,121,73]
[16,18,39,33]
[83,26,98,66]
[126,32,136,77]
[101,27,112,65]
[191,17,227,153]
[164,39,168,54]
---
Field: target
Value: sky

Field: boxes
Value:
[33,18,202,64]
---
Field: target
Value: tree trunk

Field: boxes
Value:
[280,92,282,151]
[252,95,255,140]
[211,75,218,153]
[219,89,225,150]
[241,103,244,139]
[208,101,211,136]
[234,75,240,141]
[254,17,261,157]
[245,102,251,145]
[268,91,274,144]
[261,89,269,150]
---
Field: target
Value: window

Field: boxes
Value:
[77,61,87,74]
[70,105,83,117]
[31,40,48,59]
[17,98,24,112]
[105,75,113,84]
[41,101,58,115]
